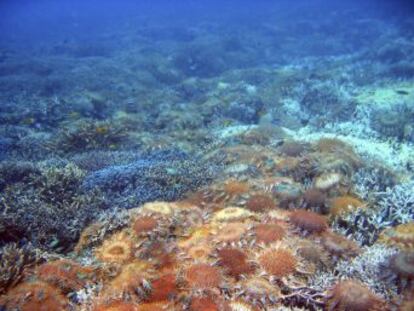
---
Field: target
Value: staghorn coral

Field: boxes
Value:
[82,149,220,209]
[334,182,414,247]
[0,162,109,251]
[335,244,398,299]
[228,300,260,311]
[52,119,128,153]
[0,243,41,294]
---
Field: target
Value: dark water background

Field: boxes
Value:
[1,0,413,67]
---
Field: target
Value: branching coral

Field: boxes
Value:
[82,149,220,209]
[0,243,41,295]
[0,162,109,251]
[52,119,128,153]
[333,181,414,246]
[335,244,398,299]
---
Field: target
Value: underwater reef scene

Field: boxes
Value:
[1,0,414,310]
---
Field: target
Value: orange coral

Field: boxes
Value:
[132,215,164,238]
[320,231,360,259]
[234,276,281,306]
[184,263,222,290]
[138,241,176,272]
[189,293,229,311]
[145,273,178,302]
[330,195,366,217]
[139,201,176,217]
[95,230,134,264]
[325,280,388,311]
[75,221,104,253]
[211,207,255,223]
[0,281,69,311]
[297,241,330,269]
[278,141,306,157]
[212,222,248,246]
[179,225,212,249]
[36,259,96,293]
[216,247,254,279]
[183,243,214,262]
[136,302,172,311]
[314,172,342,191]
[379,222,414,251]
[245,194,275,212]
[106,261,152,295]
[289,210,328,234]
[315,137,350,153]
[302,188,326,210]
[93,300,139,311]
[254,224,286,244]
[223,180,250,196]
[257,245,297,278]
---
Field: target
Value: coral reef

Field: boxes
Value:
[82,149,220,209]
[1,2,414,310]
